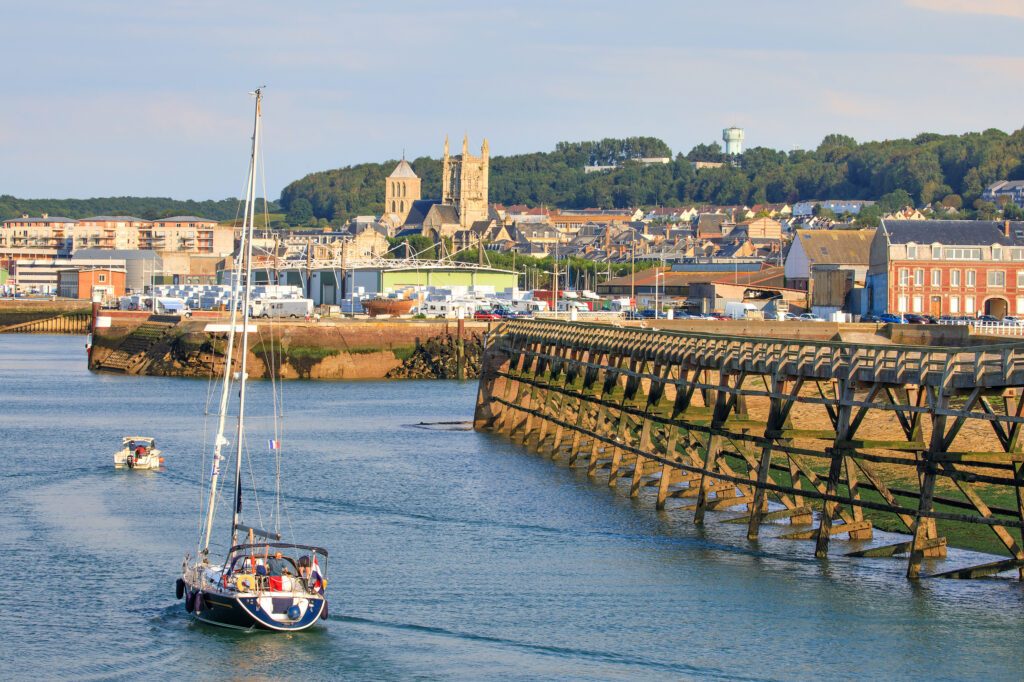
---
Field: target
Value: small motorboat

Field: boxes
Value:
[114,436,163,470]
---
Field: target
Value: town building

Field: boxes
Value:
[792,200,875,218]
[984,181,1024,208]
[143,216,233,255]
[384,158,422,225]
[442,135,490,231]
[867,219,1024,317]
[57,267,126,300]
[784,229,875,290]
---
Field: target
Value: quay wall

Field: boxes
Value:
[89,314,491,379]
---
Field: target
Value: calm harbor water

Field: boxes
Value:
[2,334,1023,681]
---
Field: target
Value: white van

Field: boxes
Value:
[250,298,314,318]
[724,301,759,320]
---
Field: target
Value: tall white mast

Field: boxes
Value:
[199,89,261,557]
[229,88,263,552]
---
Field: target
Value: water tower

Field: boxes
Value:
[723,126,745,156]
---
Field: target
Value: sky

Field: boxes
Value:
[2,0,1023,200]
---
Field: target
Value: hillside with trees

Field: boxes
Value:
[0,195,279,222]
[279,129,1024,225]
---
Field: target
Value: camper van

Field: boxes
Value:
[250,298,314,319]
[155,297,191,316]
[510,299,549,315]
[724,301,759,320]
[421,299,479,319]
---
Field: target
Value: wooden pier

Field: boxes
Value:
[0,312,90,334]
[474,319,1024,580]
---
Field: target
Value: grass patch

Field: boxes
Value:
[718,453,1020,557]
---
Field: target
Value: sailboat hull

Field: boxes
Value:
[186,587,326,631]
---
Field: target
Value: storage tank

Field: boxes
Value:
[723,126,745,156]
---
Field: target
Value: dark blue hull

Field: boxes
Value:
[185,588,326,631]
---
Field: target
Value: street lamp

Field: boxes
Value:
[655,270,664,318]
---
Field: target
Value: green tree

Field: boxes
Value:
[940,194,963,209]
[878,189,914,212]
[287,197,314,226]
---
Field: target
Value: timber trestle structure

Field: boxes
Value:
[474,319,1024,580]
[0,313,90,334]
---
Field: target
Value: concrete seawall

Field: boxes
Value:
[89,314,493,379]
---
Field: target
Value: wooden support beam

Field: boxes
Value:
[846,537,946,558]
[781,520,872,541]
[931,558,1024,579]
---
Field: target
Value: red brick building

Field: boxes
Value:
[867,219,1024,317]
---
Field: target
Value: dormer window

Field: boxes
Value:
[932,244,941,259]
[993,245,1003,260]
[907,243,918,259]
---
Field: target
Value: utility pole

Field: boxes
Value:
[305,237,313,299]
[630,241,636,311]
[553,243,559,314]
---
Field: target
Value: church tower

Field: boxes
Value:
[385,156,421,225]
[442,134,489,229]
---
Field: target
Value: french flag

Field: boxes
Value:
[310,556,326,594]
[268,439,280,451]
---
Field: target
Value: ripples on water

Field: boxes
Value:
[1,335,1022,681]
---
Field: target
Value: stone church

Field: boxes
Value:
[385,135,498,245]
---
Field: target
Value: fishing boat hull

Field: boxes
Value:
[184,586,326,631]
[362,297,417,317]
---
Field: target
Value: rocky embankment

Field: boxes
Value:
[89,317,491,380]
[386,333,484,379]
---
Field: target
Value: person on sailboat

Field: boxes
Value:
[267,551,290,576]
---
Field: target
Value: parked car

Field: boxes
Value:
[798,313,825,322]
[859,313,879,323]
[1003,316,1024,326]
[878,313,905,324]
[473,310,502,321]
[903,314,931,324]
[784,313,800,321]
[623,310,644,320]
[491,306,522,319]
[975,314,1000,322]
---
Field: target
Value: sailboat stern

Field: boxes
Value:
[237,595,326,630]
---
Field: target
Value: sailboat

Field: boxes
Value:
[177,89,329,631]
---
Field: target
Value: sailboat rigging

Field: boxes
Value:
[177,88,329,631]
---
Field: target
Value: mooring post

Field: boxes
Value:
[456,317,465,381]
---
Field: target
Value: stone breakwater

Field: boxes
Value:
[89,315,492,380]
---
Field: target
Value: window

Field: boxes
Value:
[931,270,941,286]
[932,245,942,259]
[98,274,106,283]
[994,246,1003,260]
[951,270,961,286]
[899,268,910,286]
[907,244,918,259]
[912,295,922,313]
[1017,297,1024,314]
[1018,271,1024,288]
[950,296,960,313]
[1012,248,1024,261]
[897,295,908,313]
[944,248,983,260]
[967,270,976,287]
[965,297,975,314]
[914,269,924,286]
[988,271,1006,287]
